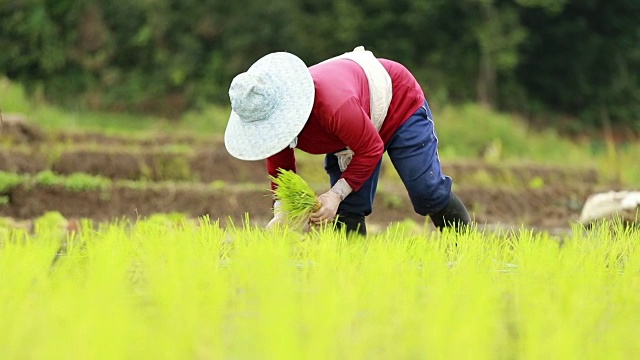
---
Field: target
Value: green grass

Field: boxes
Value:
[0,170,269,194]
[435,104,596,164]
[0,78,31,114]
[33,170,112,192]
[1,170,112,192]
[0,171,26,193]
[0,217,639,358]
[0,78,226,136]
[434,104,640,184]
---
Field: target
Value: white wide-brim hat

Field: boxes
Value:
[224,52,315,161]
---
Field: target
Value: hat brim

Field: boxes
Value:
[224,52,315,161]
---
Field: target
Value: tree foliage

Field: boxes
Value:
[0,0,637,128]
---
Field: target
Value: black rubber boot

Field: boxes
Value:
[335,213,367,236]
[429,192,471,232]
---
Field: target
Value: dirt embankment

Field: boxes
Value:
[0,119,612,230]
[0,182,600,230]
[0,146,600,185]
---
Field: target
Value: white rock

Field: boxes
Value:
[579,191,640,225]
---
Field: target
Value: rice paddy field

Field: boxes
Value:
[1,214,639,359]
[2,79,640,359]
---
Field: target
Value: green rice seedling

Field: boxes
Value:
[1,217,640,359]
[0,227,68,357]
[269,169,321,228]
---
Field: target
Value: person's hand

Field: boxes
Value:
[309,190,341,224]
[267,200,311,232]
[309,178,353,224]
[266,214,285,228]
[266,200,286,229]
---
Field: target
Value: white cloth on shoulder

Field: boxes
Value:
[320,46,393,171]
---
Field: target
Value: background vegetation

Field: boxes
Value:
[2,76,638,185]
[1,0,638,132]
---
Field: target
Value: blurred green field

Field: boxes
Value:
[3,78,638,185]
[1,215,639,359]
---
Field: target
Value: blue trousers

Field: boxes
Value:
[325,100,453,217]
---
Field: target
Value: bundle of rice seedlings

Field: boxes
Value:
[269,169,321,228]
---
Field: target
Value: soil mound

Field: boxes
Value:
[0,113,46,142]
[0,182,601,231]
[0,122,613,231]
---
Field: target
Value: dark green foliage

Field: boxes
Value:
[514,0,640,129]
[0,0,637,129]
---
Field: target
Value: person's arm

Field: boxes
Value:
[329,97,385,191]
[310,98,384,223]
[265,147,296,229]
[266,146,296,191]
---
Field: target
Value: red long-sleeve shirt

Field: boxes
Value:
[267,58,425,191]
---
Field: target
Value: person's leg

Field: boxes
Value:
[386,101,471,231]
[324,153,382,236]
[428,192,471,231]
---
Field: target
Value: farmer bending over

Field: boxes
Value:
[224,47,471,235]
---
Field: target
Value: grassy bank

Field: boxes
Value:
[2,78,638,184]
[0,216,639,358]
